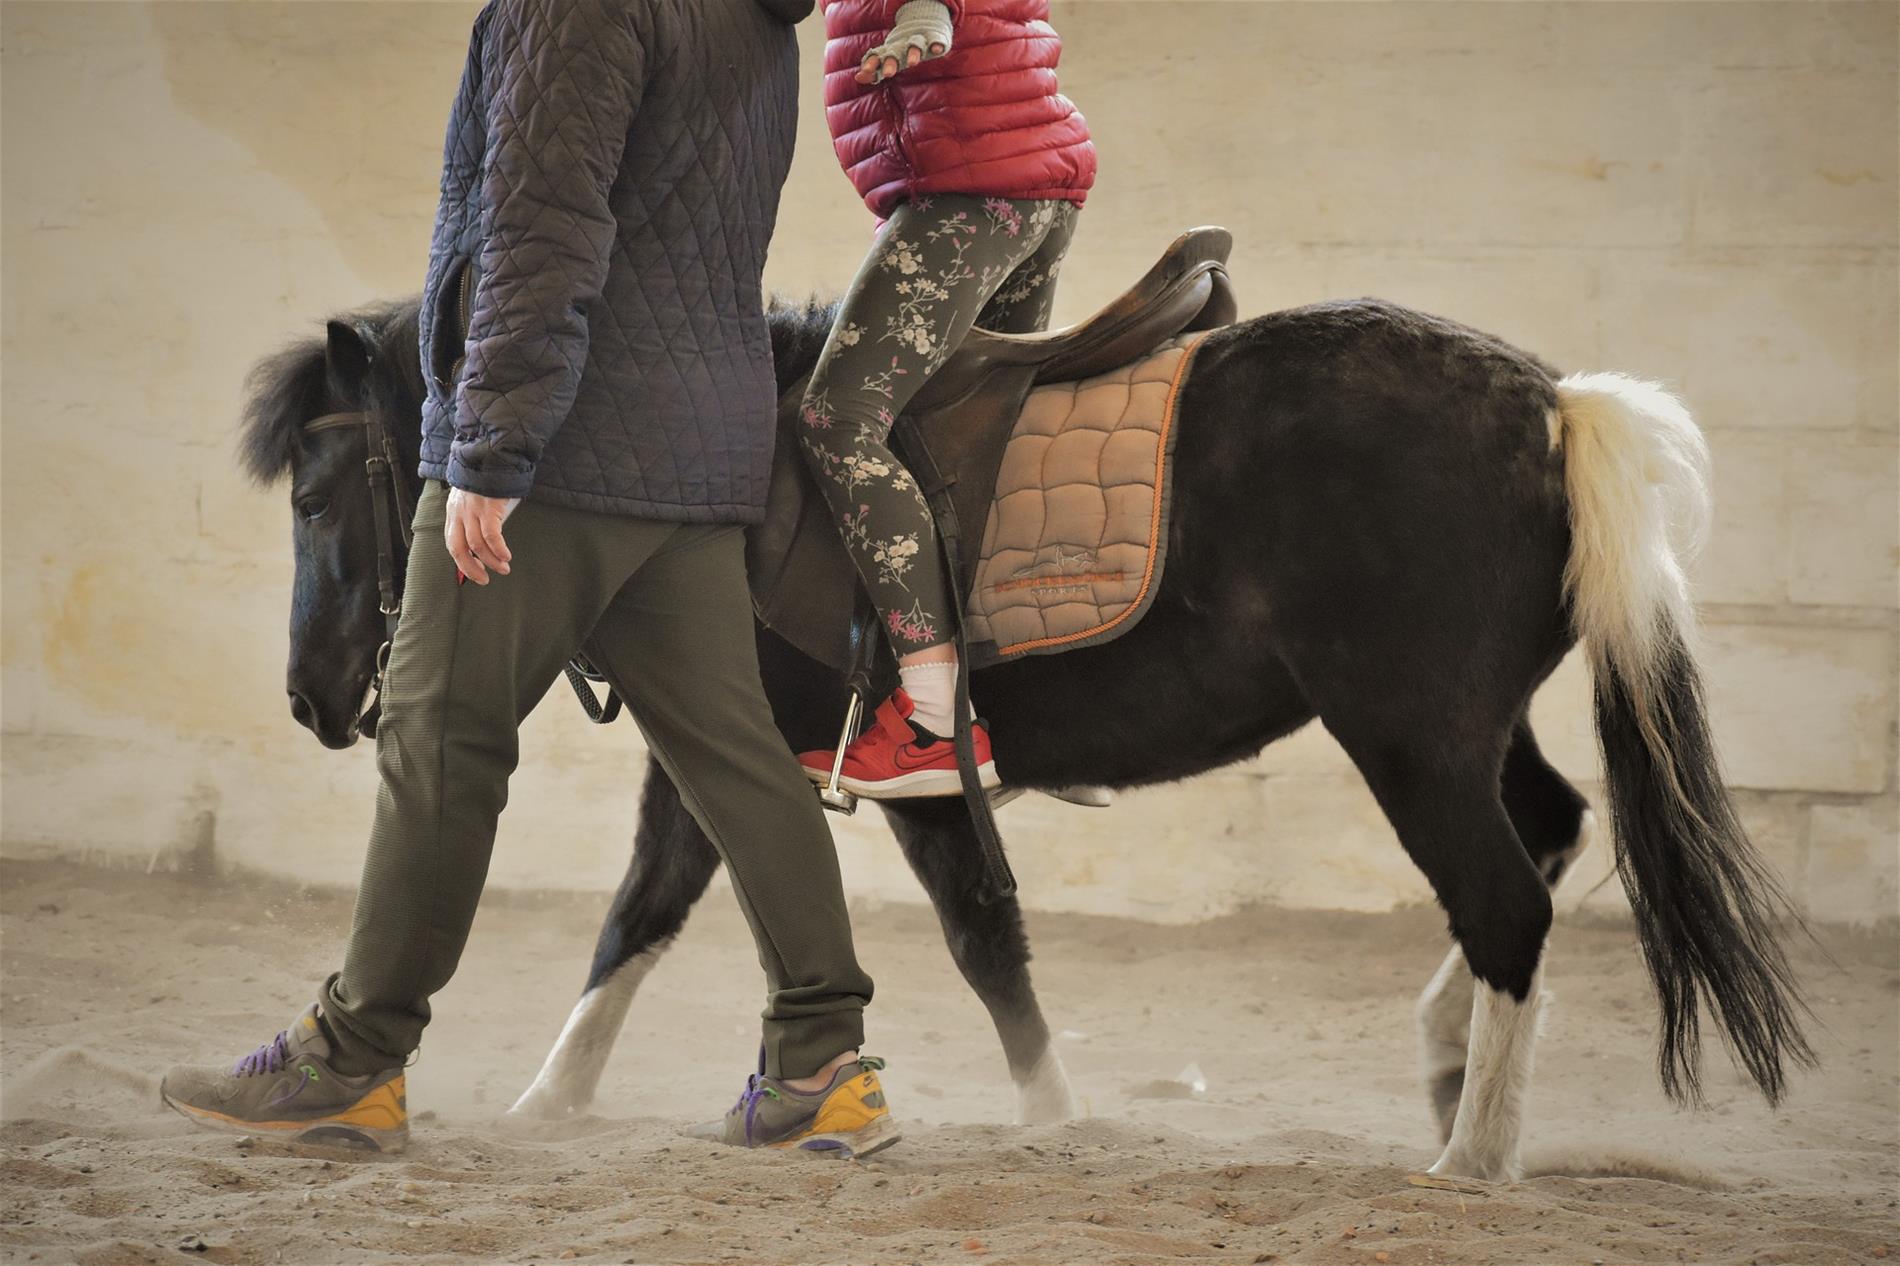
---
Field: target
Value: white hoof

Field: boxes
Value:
[1015,1047,1078,1124]
[1428,1146,1522,1184]
[507,1083,586,1120]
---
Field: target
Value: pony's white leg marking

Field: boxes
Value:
[1428,959,1547,1182]
[1014,1045,1078,1125]
[509,942,670,1119]
[1419,812,1584,1152]
[1416,945,1475,1140]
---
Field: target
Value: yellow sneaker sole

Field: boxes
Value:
[771,1110,903,1160]
[161,1078,410,1153]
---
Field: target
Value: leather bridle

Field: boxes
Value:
[300,399,622,726]
[304,403,415,701]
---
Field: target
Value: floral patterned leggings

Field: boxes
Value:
[799,194,1079,654]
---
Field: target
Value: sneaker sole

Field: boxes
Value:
[775,1112,904,1161]
[800,761,1001,799]
[161,1090,409,1154]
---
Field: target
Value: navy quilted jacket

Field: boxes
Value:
[417,0,815,521]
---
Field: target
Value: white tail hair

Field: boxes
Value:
[1554,372,1712,698]
[1557,372,1814,1107]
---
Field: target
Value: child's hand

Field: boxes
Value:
[856,0,952,84]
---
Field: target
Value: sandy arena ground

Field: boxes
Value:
[0,857,1893,1265]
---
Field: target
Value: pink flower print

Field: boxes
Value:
[887,608,938,645]
[801,401,834,430]
[982,198,1024,237]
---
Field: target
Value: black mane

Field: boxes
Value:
[766,294,842,394]
[240,293,829,487]
[238,298,425,485]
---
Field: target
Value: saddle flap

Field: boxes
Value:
[745,383,863,670]
[748,228,1238,675]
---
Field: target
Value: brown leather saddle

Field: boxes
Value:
[746,226,1237,674]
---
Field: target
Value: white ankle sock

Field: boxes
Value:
[898,661,964,737]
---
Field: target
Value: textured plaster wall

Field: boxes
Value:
[3,2,1895,924]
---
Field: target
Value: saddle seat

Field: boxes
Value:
[909,225,1237,413]
[748,227,1239,674]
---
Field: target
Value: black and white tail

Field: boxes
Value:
[1556,372,1814,1105]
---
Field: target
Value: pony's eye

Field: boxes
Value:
[298,497,330,521]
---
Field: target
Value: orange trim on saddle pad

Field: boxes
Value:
[972,331,1211,661]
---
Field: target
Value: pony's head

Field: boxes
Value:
[238,301,424,748]
[238,294,821,749]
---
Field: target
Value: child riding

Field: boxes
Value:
[794,0,1096,798]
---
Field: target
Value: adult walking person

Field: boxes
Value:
[791,0,1097,799]
[161,0,899,1159]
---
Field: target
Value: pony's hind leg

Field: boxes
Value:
[1418,722,1593,1141]
[511,761,720,1118]
[1333,726,1553,1181]
[1501,720,1594,890]
[880,798,1077,1124]
[1415,943,1477,1143]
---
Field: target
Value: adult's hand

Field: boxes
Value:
[856,0,952,84]
[445,486,519,585]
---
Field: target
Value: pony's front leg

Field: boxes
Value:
[881,799,1077,1125]
[511,760,720,1119]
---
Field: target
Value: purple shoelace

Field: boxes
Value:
[233,1030,290,1077]
[729,1074,782,1145]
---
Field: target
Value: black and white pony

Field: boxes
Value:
[238,292,1810,1180]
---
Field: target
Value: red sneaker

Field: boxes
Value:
[798,688,1000,799]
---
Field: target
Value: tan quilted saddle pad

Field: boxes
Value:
[965,333,1209,664]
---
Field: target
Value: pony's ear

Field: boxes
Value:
[324,319,372,384]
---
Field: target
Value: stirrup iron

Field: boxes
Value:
[817,690,863,815]
[815,596,884,816]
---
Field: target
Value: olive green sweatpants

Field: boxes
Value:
[320,481,873,1080]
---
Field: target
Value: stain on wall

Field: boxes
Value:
[150,2,478,294]
[3,2,1894,923]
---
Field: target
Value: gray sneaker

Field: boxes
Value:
[159,1004,409,1152]
[687,1053,902,1159]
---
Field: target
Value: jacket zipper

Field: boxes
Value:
[888,91,914,176]
[451,258,474,382]
[433,256,476,394]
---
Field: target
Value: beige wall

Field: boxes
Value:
[3,2,1894,924]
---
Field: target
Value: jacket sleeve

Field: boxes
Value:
[882,0,960,23]
[447,0,646,499]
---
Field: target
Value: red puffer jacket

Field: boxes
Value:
[822,0,1096,218]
